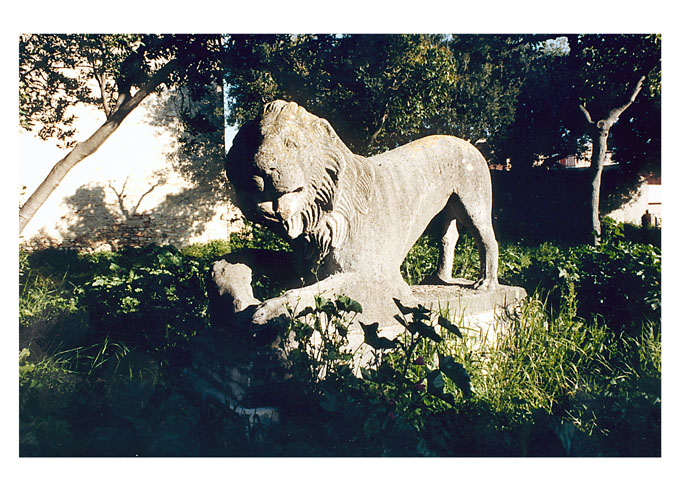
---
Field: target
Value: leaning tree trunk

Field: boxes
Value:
[18,59,178,235]
[579,75,646,246]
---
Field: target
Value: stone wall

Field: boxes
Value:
[20,89,244,252]
[607,182,662,227]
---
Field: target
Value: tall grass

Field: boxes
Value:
[422,286,661,455]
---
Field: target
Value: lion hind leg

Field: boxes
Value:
[449,197,499,291]
[471,227,498,291]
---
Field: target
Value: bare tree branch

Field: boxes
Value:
[93,69,111,118]
[109,177,130,220]
[579,104,594,124]
[608,75,646,123]
[132,182,161,215]
[367,104,389,150]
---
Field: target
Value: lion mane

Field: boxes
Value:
[227,100,375,260]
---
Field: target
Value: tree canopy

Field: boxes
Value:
[223,34,537,156]
[502,34,660,174]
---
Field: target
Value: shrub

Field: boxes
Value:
[181,239,231,260]
[85,244,209,360]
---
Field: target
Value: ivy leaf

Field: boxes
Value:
[426,369,455,405]
[439,355,472,398]
[296,306,316,318]
[359,321,398,350]
[410,320,443,343]
[314,295,331,310]
[359,321,379,338]
[412,304,431,323]
[335,295,363,314]
[438,315,463,339]
[316,295,338,317]
[427,369,445,392]
[393,297,415,316]
[296,323,314,341]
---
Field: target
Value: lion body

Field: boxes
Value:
[224,100,498,326]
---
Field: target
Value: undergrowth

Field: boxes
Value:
[19,219,660,456]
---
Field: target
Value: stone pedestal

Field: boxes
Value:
[346,278,526,357]
[412,279,526,349]
[185,278,526,417]
[411,279,526,318]
[180,333,282,425]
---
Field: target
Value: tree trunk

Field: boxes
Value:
[578,74,646,246]
[19,59,178,235]
[588,127,609,245]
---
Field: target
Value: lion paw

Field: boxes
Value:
[251,293,298,327]
[473,278,498,291]
[420,274,454,286]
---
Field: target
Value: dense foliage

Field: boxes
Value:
[223,34,535,156]
[19,221,660,456]
[20,34,223,148]
[501,35,660,173]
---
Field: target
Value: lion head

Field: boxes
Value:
[225,100,374,260]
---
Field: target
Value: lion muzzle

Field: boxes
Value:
[256,187,307,239]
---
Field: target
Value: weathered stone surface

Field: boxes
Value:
[181,330,285,425]
[223,100,500,328]
[342,280,527,353]
[206,260,260,331]
[196,100,528,404]
[411,279,526,318]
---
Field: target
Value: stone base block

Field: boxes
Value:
[180,332,282,426]
[348,279,527,352]
[186,279,527,411]
[411,279,527,318]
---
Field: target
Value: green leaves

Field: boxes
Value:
[438,355,472,398]
[298,294,363,320]
[426,369,454,404]
[393,298,454,343]
[438,316,463,339]
[359,322,398,350]
[224,34,534,156]
[336,295,363,314]
[287,294,360,384]
[393,297,415,316]
[408,321,443,343]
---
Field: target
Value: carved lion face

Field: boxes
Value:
[226,101,343,243]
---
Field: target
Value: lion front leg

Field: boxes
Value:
[250,274,352,327]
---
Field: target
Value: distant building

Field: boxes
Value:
[475,139,512,171]
[608,172,662,227]
[557,149,616,169]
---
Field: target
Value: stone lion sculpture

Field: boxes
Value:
[223,100,498,327]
